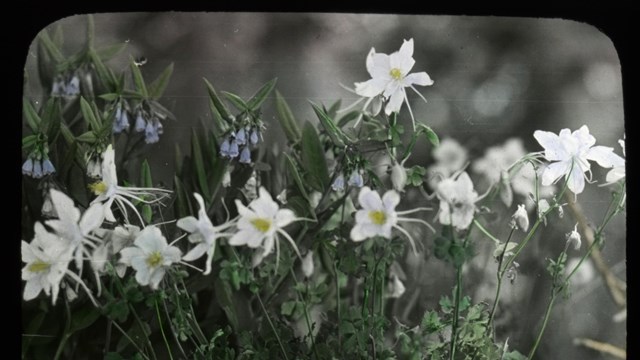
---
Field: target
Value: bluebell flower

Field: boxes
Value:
[51,77,65,97]
[144,121,161,144]
[236,127,247,145]
[32,160,43,179]
[229,139,239,158]
[22,158,34,176]
[134,111,146,132]
[112,106,130,133]
[42,159,56,176]
[348,170,364,188]
[239,146,251,164]
[220,138,231,157]
[331,174,345,192]
[65,75,80,97]
[250,127,260,145]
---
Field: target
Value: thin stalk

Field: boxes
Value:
[155,299,174,360]
[256,292,289,360]
[527,292,557,359]
[334,261,342,353]
[487,228,516,334]
[449,264,463,360]
[291,269,320,360]
[111,321,150,360]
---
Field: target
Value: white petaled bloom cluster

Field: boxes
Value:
[534,125,624,195]
[435,172,479,231]
[22,189,106,306]
[177,193,236,275]
[229,187,303,267]
[119,226,182,290]
[472,138,554,207]
[354,38,434,129]
[604,138,625,185]
[426,138,467,189]
[350,187,433,254]
[89,144,171,224]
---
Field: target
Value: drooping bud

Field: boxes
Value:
[511,204,529,232]
[390,161,407,192]
[566,224,581,250]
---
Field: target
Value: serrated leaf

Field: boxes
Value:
[275,90,301,143]
[129,57,148,97]
[191,129,210,200]
[247,78,277,110]
[301,122,329,192]
[204,78,233,123]
[284,153,309,201]
[222,91,249,111]
[148,62,174,99]
[22,99,41,133]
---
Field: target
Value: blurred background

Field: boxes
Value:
[23,13,626,359]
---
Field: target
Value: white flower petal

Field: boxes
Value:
[389,50,415,75]
[355,78,388,97]
[134,226,166,252]
[403,72,434,87]
[568,164,586,194]
[50,189,81,224]
[23,278,44,301]
[149,267,166,290]
[606,166,625,183]
[163,246,182,263]
[534,130,566,161]
[102,145,118,186]
[79,203,105,236]
[177,216,199,233]
[275,208,296,228]
[541,161,571,186]
[350,224,368,242]
[358,187,382,210]
[382,190,400,211]
[586,146,625,168]
[385,88,405,114]
[368,53,391,79]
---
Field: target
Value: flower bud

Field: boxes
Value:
[512,204,529,232]
[301,251,314,278]
[566,224,581,250]
[391,162,407,192]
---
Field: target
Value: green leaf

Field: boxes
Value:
[22,135,38,149]
[274,90,301,143]
[148,62,174,99]
[99,93,120,102]
[142,205,152,224]
[22,99,41,133]
[191,129,210,199]
[129,57,148,97]
[79,97,100,130]
[173,175,190,219]
[95,42,128,60]
[22,310,47,357]
[76,131,96,143]
[310,102,353,147]
[247,78,277,110]
[300,121,329,192]
[214,280,239,332]
[204,78,233,123]
[419,124,439,147]
[69,307,100,333]
[222,91,249,111]
[281,301,297,316]
[140,160,153,187]
[319,241,336,277]
[37,30,64,63]
[284,153,309,201]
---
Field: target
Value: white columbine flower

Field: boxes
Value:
[604,138,625,185]
[534,125,625,194]
[119,226,182,290]
[350,186,433,254]
[354,38,434,130]
[229,187,303,267]
[89,144,171,224]
[22,223,72,305]
[45,189,105,273]
[427,138,468,188]
[435,172,479,231]
[177,193,236,275]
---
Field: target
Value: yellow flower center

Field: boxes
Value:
[368,210,387,225]
[89,181,108,195]
[28,260,51,273]
[146,251,164,268]
[251,218,272,233]
[390,68,403,80]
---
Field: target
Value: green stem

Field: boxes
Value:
[527,294,557,359]
[449,264,463,360]
[256,292,289,360]
[487,227,516,335]
[53,333,71,360]
[291,270,320,360]
[334,261,342,353]
[110,321,150,360]
[155,299,174,360]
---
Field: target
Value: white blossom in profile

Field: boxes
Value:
[435,172,479,231]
